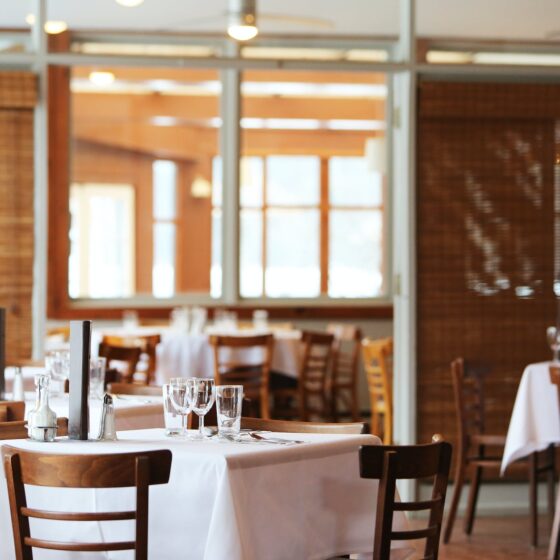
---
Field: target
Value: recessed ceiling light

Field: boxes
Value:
[89,71,116,86]
[44,21,68,34]
[115,0,145,6]
[25,13,35,25]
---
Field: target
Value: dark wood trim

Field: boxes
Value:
[49,304,393,321]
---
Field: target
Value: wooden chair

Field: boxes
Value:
[209,334,274,419]
[0,400,25,422]
[548,364,560,560]
[273,331,334,422]
[241,416,367,434]
[327,323,362,422]
[102,334,161,385]
[359,436,452,560]
[0,417,68,440]
[98,342,142,385]
[2,446,172,560]
[444,357,555,546]
[361,337,393,444]
[107,383,162,397]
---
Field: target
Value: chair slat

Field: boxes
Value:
[21,507,136,521]
[24,538,135,552]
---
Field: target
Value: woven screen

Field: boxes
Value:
[0,72,36,361]
[417,82,557,464]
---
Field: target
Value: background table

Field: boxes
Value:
[92,326,303,384]
[502,361,558,473]
[0,428,400,560]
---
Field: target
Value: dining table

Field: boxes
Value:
[501,361,558,474]
[91,325,304,384]
[0,428,405,560]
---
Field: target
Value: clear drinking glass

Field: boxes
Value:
[162,384,184,436]
[187,378,215,439]
[216,385,244,437]
[46,350,70,396]
[89,357,107,400]
[547,326,560,362]
[168,377,192,437]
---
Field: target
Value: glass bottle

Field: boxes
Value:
[28,374,57,442]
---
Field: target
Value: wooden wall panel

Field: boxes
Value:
[417,82,557,466]
[0,104,34,361]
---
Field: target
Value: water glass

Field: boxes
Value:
[169,377,192,436]
[45,350,70,396]
[548,326,560,362]
[162,384,184,436]
[187,378,215,439]
[89,357,106,400]
[216,385,244,436]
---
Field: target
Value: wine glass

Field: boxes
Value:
[187,378,215,439]
[168,377,193,437]
[46,350,70,396]
[547,326,560,362]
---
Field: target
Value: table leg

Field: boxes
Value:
[548,486,560,560]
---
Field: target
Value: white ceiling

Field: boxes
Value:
[0,0,559,41]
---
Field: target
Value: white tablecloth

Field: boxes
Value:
[92,327,303,384]
[502,362,558,473]
[0,428,401,560]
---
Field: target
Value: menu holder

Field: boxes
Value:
[0,308,5,399]
[68,320,91,440]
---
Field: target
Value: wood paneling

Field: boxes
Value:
[417,82,558,468]
[0,73,36,361]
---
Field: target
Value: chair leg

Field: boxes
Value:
[443,456,466,543]
[464,465,482,535]
[530,451,539,547]
[549,486,560,560]
[548,444,557,522]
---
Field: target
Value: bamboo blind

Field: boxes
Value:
[0,72,36,361]
[417,82,557,459]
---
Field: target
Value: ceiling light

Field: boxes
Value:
[44,21,68,34]
[115,0,145,6]
[89,71,116,86]
[26,14,68,34]
[227,0,258,41]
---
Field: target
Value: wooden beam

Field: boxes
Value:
[72,92,385,122]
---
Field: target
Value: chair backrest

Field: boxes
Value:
[107,383,162,397]
[102,335,161,385]
[360,439,452,560]
[550,365,560,423]
[361,337,393,443]
[451,357,488,442]
[298,331,335,420]
[209,334,274,419]
[98,342,142,384]
[327,323,363,382]
[0,417,68,440]
[241,416,367,434]
[0,400,25,422]
[2,446,172,560]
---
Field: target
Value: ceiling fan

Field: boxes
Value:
[171,0,335,41]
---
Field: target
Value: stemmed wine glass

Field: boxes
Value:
[45,350,70,397]
[547,326,560,362]
[187,378,215,439]
[169,377,193,437]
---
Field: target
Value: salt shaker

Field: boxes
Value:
[97,393,117,441]
[12,367,24,401]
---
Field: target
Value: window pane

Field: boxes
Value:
[329,156,383,206]
[329,210,383,298]
[69,184,135,299]
[241,157,264,208]
[153,223,175,298]
[266,156,320,206]
[240,209,263,297]
[266,209,320,297]
[153,160,177,220]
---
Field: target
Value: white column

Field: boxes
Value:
[31,0,48,359]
